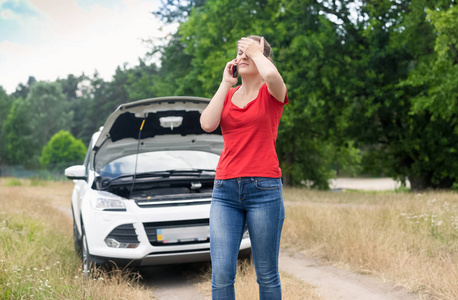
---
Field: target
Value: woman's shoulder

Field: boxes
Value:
[228,85,242,96]
[224,85,241,103]
[260,83,288,105]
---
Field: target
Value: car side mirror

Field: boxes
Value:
[65,165,87,181]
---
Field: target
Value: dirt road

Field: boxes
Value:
[279,251,416,300]
[138,248,417,300]
[141,264,207,300]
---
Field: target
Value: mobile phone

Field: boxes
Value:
[232,65,238,78]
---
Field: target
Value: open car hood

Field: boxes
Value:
[92,96,222,171]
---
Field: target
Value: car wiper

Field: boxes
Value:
[103,171,173,182]
[100,169,216,188]
[165,169,216,173]
[132,169,216,178]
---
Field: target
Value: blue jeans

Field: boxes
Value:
[210,177,285,300]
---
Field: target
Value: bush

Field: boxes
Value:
[39,130,87,170]
[5,178,23,186]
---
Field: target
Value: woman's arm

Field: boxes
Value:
[200,60,238,132]
[238,37,287,102]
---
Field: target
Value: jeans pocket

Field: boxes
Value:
[254,178,280,190]
[214,179,223,188]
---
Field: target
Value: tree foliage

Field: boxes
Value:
[39,130,87,169]
[0,87,13,164]
[12,76,36,100]
[0,0,457,190]
[2,81,72,166]
[2,97,32,165]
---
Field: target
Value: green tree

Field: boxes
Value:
[57,74,84,102]
[125,59,160,100]
[0,86,13,164]
[79,68,132,144]
[3,81,72,166]
[392,2,458,189]
[149,34,196,96]
[2,97,35,165]
[174,0,365,187]
[27,81,73,147]
[154,0,207,24]
[78,71,111,144]
[12,76,36,100]
[39,130,87,170]
[155,0,458,190]
[56,73,91,141]
[273,0,363,187]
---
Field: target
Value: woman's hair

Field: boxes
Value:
[245,35,273,60]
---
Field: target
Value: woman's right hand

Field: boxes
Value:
[222,59,238,86]
[201,59,238,132]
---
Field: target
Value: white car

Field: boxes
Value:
[65,96,251,273]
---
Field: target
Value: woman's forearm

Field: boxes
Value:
[200,81,232,132]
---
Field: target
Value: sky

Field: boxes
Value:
[0,0,175,94]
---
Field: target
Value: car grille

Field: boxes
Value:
[135,194,211,208]
[143,219,209,246]
[106,224,139,243]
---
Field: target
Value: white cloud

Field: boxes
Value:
[1,8,18,19]
[0,0,170,94]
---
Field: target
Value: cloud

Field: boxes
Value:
[0,0,44,43]
[1,9,17,20]
[0,0,170,93]
[76,0,124,10]
[1,0,40,17]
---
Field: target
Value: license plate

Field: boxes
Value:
[156,226,209,244]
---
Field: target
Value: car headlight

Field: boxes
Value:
[105,238,139,248]
[95,198,126,210]
[91,193,126,211]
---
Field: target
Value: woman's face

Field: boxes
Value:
[236,39,259,76]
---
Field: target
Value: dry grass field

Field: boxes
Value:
[0,178,154,299]
[1,177,457,299]
[282,188,458,300]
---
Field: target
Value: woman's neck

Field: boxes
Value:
[241,76,263,94]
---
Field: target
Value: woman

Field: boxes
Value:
[200,35,288,300]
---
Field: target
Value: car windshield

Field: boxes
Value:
[98,150,220,179]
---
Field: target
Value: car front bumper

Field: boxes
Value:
[81,198,251,267]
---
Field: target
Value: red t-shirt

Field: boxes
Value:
[215,83,288,179]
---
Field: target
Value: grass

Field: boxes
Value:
[30,177,49,187]
[282,188,458,300]
[4,178,23,186]
[0,178,154,299]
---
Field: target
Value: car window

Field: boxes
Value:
[98,150,220,178]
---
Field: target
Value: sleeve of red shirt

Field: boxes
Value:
[266,84,288,106]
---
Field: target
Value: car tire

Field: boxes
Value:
[81,224,95,278]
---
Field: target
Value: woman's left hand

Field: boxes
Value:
[238,37,264,59]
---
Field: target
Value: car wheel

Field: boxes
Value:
[81,224,95,278]
[73,217,82,256]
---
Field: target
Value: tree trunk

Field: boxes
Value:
[408,174,455,191]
